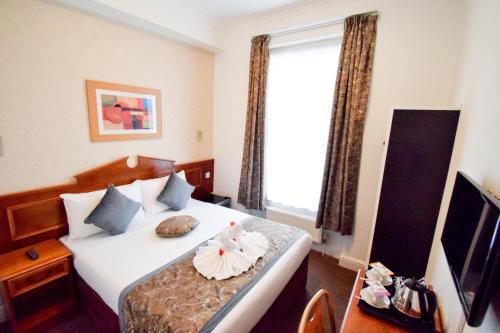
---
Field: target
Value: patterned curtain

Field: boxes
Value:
[237,35,271,210]
[316,14,378,235]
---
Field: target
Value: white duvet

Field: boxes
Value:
[60,199,312,333]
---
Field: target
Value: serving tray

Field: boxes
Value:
[357,281,435,333]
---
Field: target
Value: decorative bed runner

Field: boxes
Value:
[119,217,306,333]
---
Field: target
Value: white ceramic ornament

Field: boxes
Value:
[193,227,255,280]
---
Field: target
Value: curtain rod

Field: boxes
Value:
[269,10,378,38]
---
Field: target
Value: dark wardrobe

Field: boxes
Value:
[369,109,459,278]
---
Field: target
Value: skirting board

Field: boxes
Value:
[339,254,367,271]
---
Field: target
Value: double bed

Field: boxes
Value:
[0,156,312,333]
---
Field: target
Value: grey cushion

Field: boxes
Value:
[84,184,141,235]
[156,171,195,211]
[156,215,199,237]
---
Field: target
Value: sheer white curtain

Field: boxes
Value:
[265,38,341,213]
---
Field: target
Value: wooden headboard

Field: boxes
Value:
[0,156,214,254]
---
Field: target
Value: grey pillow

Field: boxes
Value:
[84,184,141,235]
[156,215,199,237]
[156,171,195,211]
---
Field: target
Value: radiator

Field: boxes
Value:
[266,206,323,243]
[310,226,323,243]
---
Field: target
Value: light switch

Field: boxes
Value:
[205,172,211,179]
[0,136,3,157]
[196,130,203,142]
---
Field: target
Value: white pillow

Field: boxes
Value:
[140,170,187,216]
[60,180,144,239]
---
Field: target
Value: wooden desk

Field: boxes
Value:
[340,269,442,333]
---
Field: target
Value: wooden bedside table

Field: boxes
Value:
[0,239,76,333]
[199,194,231,208]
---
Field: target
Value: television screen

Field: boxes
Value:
[441,172,500,327]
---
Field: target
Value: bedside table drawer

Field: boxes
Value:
[7,259,69,297]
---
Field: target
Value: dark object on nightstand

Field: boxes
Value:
[0,239,76,333]
[198,194,231,208]
[25,248,38,261]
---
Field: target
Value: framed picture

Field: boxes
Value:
[86,80,162,141]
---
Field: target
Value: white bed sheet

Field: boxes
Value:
[60,199,312,333]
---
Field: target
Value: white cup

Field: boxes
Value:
[368,287,387,305]
[372,292,386,305]
[368,268,384,282]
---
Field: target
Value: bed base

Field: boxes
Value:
[75,254,309,333]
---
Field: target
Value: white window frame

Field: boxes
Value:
[264,36,342,217]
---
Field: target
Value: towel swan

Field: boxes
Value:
[228,221,268,263]
[193,227,255,280]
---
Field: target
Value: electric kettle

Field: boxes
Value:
[391,277,437,322]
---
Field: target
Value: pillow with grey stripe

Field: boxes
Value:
[84,184,141,235]
[156,171,195,211]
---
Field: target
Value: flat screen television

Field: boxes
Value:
[441,171,500,327]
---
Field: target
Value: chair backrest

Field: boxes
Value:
[298,289,336,333]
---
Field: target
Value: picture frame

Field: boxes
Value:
[86,80,162,142]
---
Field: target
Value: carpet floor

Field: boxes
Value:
[281,250,358,332]
[1,250,357,333]
[306,250,357,332]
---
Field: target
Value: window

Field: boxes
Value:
[265,38,341,214]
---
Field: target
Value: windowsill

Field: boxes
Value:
[266,203,317,221]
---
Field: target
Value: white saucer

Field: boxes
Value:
[360,288,390,309]
[366,269,393,286]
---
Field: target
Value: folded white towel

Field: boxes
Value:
[193,227,255,280]
[228,221,268,263]
[193,221,270,280]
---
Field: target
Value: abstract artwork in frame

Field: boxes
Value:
[86,80,162,141]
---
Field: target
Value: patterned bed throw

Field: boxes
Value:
[119,217,306,333]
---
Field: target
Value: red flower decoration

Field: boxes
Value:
[219,248,224,256]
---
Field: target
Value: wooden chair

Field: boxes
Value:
[298,289,336,333]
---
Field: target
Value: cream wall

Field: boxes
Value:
[425,0,500,332]
[1,0,498,331]
[212,0,465,263]
[0,0,214,195]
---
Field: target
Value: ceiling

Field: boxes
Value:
[56,0,312,52]
[191,0,307,19]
